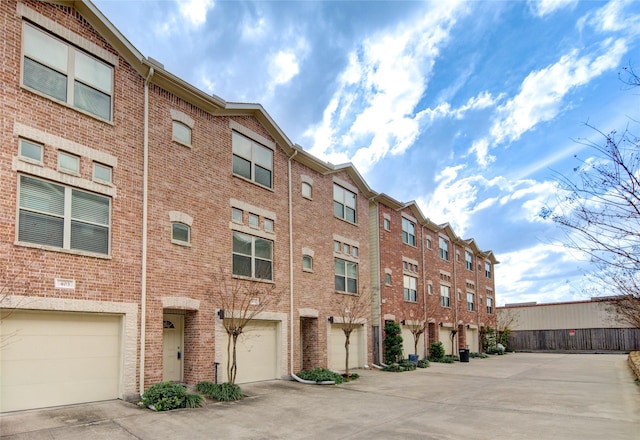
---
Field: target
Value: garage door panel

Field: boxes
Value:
[329,325,362,371]
[0,311,122,412]
[231,320,278,384]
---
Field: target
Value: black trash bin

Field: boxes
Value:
[408,354,419,363]
[459,348,470,363]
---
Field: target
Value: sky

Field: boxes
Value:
[94,0,640,306]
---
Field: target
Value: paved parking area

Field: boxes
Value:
[1,353,639,439]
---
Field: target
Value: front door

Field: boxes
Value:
[163,314,184,381]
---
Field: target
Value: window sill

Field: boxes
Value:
[334,216,358,227]
[232,274,275,284]
[171,240,191,247]
[15,241,112,259]
[232,173,275,192]
[172,139,192,149]
[22,85,114,125]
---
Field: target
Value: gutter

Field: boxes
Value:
[139,66,154,396]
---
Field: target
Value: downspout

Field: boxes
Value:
[421,225,427,358]
[453,244,458,355]
[288,149,298,377]
[374,200,383,364]
[476,255,481,349]
[139,66,154,396]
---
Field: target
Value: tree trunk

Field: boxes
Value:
[344,333,351,378]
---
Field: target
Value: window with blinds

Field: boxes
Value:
[22,23,113,121]
[18,175,110,255]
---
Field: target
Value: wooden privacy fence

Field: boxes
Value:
[508,328,640,352]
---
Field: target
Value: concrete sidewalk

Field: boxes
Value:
[1,353,639,439]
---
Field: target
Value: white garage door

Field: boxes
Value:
[402,326,424,359]
[466,328,479,352]
[328,324,363,371]
[231,320,279,384]
[0,310,121,412]
[438,327,454,356]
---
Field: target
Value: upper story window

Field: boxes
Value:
[440,285,451,308]
[402,218,416,246]
[22,23,113,121]
[467,292,475,311]
[302,254,313,272]
[58,151,79,174]
[487,297,493,314]
[93,162,112,184]
[18,175,110,255]
[172,222,190,245]
[232,131,273,188]
[465,251,473,271]
[426,237,432,249]
[403,275,417,302]
[335,258,358,294]
[385,273,392,286]
[172,121,192,146]
[485,261,492,279]
[301,182,312,199]
[439,237,449,261]
[232,231,273,281]
[383,218,390,231]
[333,184,356,223]
[19,139,43,164]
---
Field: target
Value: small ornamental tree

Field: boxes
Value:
[211,268,281,385]
[331,291,370,378]
[383,321,403,364]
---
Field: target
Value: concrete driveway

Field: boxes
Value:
[1,353,639,439]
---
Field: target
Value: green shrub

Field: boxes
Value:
[383,321,404,364]
[382,358,417,372]
[296,367,346,384]
[428,341,445,360]
[416,358,430,368]
[487,346,505,355]
[469,352,489,359]
[142,382,203,411]
[195,381,245,401]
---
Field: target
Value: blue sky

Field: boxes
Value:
[94,0,640,306]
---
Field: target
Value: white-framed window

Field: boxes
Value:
[22,23,113,121]
[93,162,112,184]
[467,292,474,311]
[301,182,312,199]
[426,237,432,249]
[264,218,274,232]
[172,121,192,146]
[232,231,273,281]
[485,261,492,279]
[19,139,43,163]
[385,273,392,286]
[18,175,110,255]
[402,218,416,246]
[440,285,450,308]
[302,254,313,272]
[333,184,356,223]
[232,131,273,188]
[172,222,190,245]
[249,213,259,228]
[439,237,449,261]
[352,246,358,257]
[335,258,358,294]
[232,207,243,223]
[404,275,417,302]
[427,283,433,295]
[465,251,473,271]
[487,297,493,314]
[383,218,390,231]
[334,241,341,252]
[58,151,79,174]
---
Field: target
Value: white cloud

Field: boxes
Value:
[463,37,628,166]
[582,0,640,35]
[528,0,577,18]
[269,51,300,85]
[179,0,214,28]
[306,1,468,173]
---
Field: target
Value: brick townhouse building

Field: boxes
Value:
[0,0,495,413]
[370,194,498,361]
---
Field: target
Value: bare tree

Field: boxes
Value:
[331,291,370,378]
[400,298,427,358]
[211,269,281,385]
[540,95,640,327]
[496,308,520,348]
